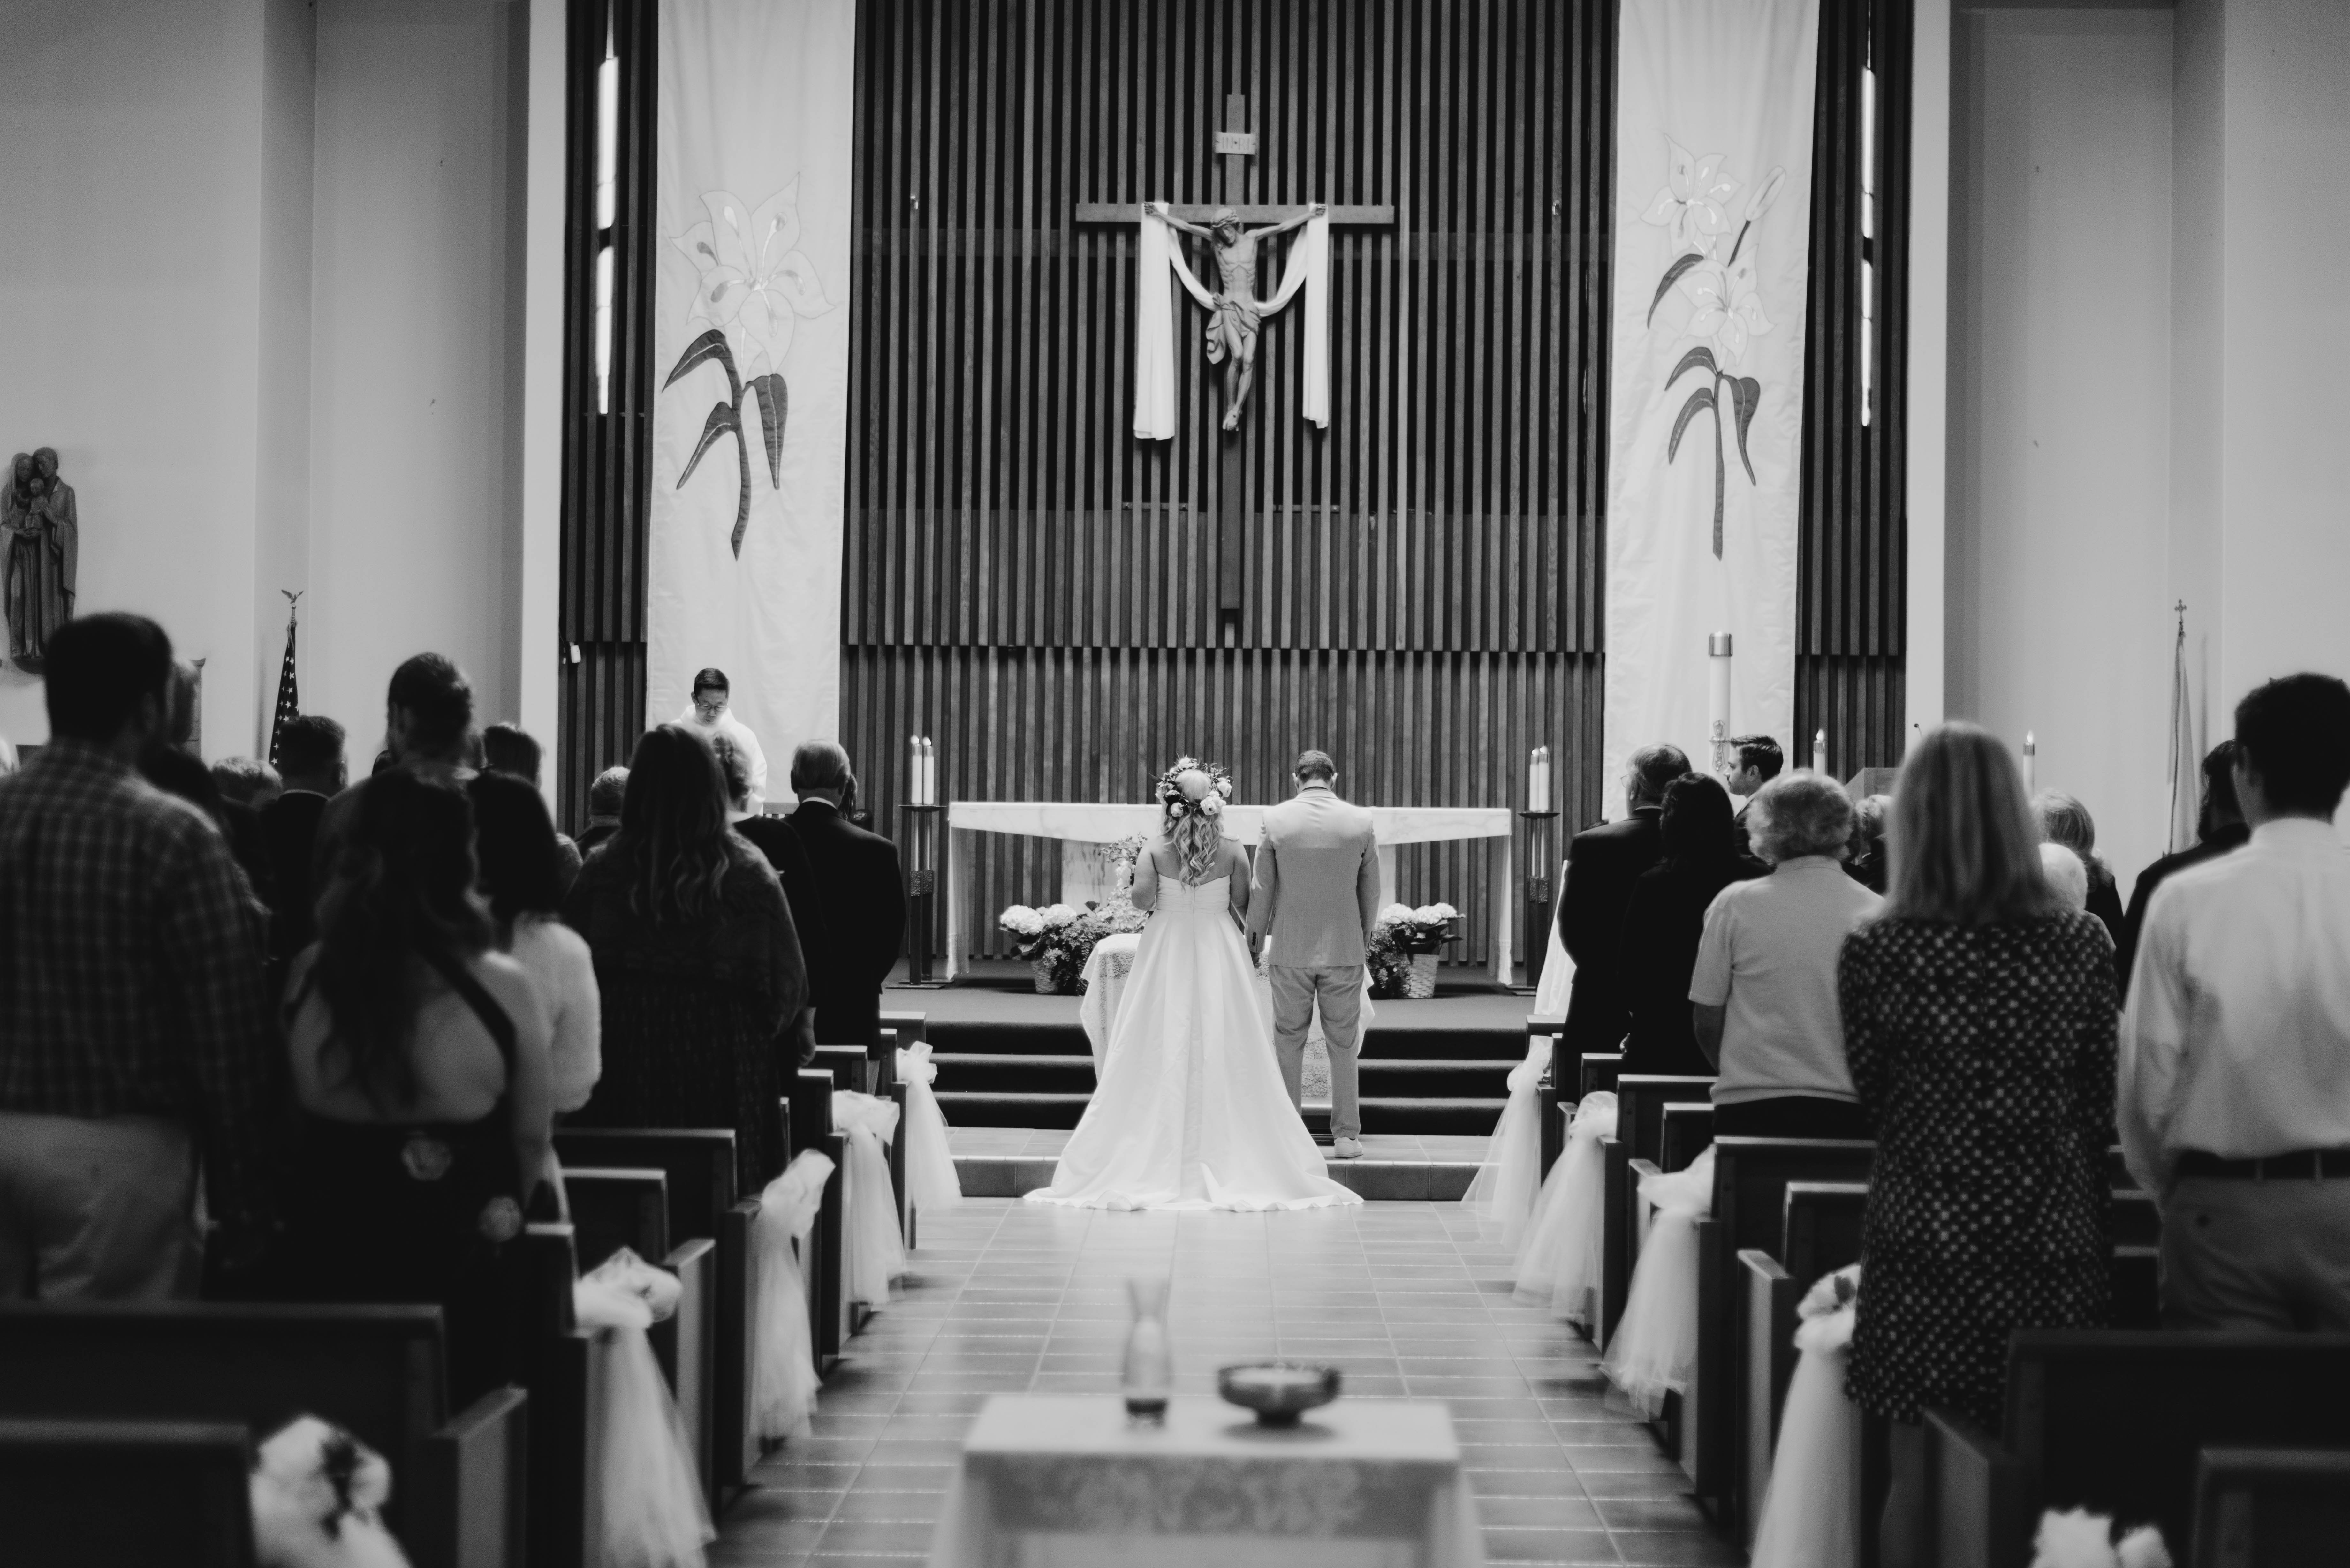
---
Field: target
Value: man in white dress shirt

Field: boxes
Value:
[676,667,769,810]
[2121,672,2350,1329]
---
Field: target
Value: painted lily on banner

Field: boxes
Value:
[1643,145,1787,557]
[666,182,834,556]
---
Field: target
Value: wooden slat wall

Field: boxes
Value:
[845,0,1618,965]
[1796,0,1912,776]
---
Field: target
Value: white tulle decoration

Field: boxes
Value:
[574,1249,716,1568]
[248,1416,412,1568]
[832,1090,907,1306]
[752,1151,834,1443]
[1465,1035,1553,1247]
[1513,1091,1618,1328]
[1750,1265,1862,1568]
[2029,1509,2173,1568]
[895,1043,964,1214]
[1601,1146,1716,1417]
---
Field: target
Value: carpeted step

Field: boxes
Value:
[1358,1058,1521,1098]
[935,1090,1092,1128]
[1359,1096,1507,1135]
[926,1020,1093,1057]
[932,1052,1097,1095]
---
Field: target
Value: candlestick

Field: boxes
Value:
[2022,731,2037,794]
[1812,728,1828,776]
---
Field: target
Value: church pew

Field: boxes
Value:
[813,1044,869,1094]
[0,1302,528,1568]
[0,1417,256,1568]
[518,1223,603,1568]
[792,1067,849,1361]
[2110,1244,2161,1329]
[2192,1448,2350,1568]
[879,1008,928,1051]
[558,1169,718,1511]
[1736,1180,1871,1547]
[1600,1075,1716,1345]
[2110,1187,2159,1248]
[1690,1136,1877,1514]
[1580,1052,1623,1098]
[1528,1019,1566,1179]
[1926,1333,2350,1568]
[1658,1102,1715,1175]
[553,1127,751,1499]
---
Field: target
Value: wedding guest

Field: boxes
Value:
[1846,792,1891,893]
[278,770,551,1403]
[1690,772,1881,1136]
[137,664,276,911]
[2035,790,2125,947]
[1558,743,1690,1060]
[314,653,476,883]
[212,756,282,810]
[1840,722,2115,1568]
[787,741,904,1052]
[563,725,808,1189]
[1618,774,1764,1078]
[2121,674,2350,1330]
[469,771,601,1115]
[1725,733,1784,858]
[714,733,823,1066]
[2040,842,2091,912]
[481,721,582,893]
[261,715,348,961]
[0,614,279,1300]
[676,668,768,810]
[576,765,628,856]
[2119,741,2248,985]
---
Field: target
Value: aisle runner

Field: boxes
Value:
[1603,0,1819,810]
[648,0,856,753]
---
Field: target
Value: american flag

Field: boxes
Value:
[268,591,301,769]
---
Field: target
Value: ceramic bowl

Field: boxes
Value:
[1217,1361,1341,1426]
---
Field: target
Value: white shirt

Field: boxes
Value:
[2119,818,2350,1192]
[510,915,602,1113]
[676,704,769,809]
[1690,856,1882,1104]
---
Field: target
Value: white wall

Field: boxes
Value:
[1948,6,2178,882]
[306,0,528,756]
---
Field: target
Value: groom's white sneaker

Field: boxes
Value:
[1333,1137,1364,1160]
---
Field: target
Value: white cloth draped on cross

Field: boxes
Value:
[1133,209,1331,440]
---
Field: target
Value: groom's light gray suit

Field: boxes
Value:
[1248,782,1382,1139]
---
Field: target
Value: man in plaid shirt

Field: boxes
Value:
[0,613,277,1299]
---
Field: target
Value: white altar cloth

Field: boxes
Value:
[927,1394,1484,1568]
[947,802,1515,985]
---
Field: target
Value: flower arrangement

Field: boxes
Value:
[1366,901,1461,998]
[1153,755,1235,820]
[997,841,1154,994]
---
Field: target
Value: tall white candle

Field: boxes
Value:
[1812,729,1828,776]
[2022,731,2037,794]
[923,737,936,805]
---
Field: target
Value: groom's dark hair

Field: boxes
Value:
[1293,750,1337,783]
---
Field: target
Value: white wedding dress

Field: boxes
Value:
[1026,874,1362,1212]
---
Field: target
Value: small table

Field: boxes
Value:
[928,1394,1484,1568]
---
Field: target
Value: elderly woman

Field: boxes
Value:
[1689,771,1883,1137]
[2033,790,2125,947]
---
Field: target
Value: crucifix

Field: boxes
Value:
[1075,94,1393,634]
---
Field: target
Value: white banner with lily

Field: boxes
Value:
[1602,0,1818,810]
[647,0,856,760]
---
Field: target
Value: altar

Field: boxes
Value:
[944,801,1516,985]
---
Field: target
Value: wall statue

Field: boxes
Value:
[3,447,78,673]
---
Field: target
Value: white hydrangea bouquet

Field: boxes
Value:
[998,900,1125,994]
[1367,900,1461,998]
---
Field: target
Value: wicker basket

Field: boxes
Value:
[1404,952,1439,999]
[1032,958,1058,994]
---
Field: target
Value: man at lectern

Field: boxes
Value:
[676,666,769,811]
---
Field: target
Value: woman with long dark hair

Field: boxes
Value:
[1841,723,2117,1567]
[1618,773,1764,1077]
[277,770,553,1403]
[561,724,808,1190]
[469,771,601,1115]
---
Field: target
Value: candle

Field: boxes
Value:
[1538,746,1551,814]
[1707,632,1734,773]
[1528,745,1550,814]
[921,737,935,805]
[2022,732,2036,794]
[1812,728,1828,776]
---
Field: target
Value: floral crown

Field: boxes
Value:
[1153,755,1236,820]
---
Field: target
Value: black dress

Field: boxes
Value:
[277,960,525,1407]
[1839,912,2117,1427]
[1618,855,1764,1077]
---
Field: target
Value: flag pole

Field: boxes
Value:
[2167,599,2189,852]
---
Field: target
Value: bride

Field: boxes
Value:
[1026,759,1362,1212]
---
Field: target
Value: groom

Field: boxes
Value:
[1249,750,1382,1159]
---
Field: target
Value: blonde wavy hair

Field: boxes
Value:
[1157,763,1231,883]
[1884,722,2061,925]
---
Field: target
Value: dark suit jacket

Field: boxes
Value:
[1619,855,1767,1077]
[260,789,331,958]
[786,799,905,1048]
[1557,806,1664,1056]
[2117,821,2251,988]
[735,814,835,984]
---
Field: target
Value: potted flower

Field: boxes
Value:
[1366,901,1460,998]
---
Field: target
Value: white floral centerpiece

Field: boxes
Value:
[1366,900,1461,998]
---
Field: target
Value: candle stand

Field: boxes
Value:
[1519,810,1558,994]
[900,803,947,988]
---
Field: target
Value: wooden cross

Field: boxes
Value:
[1074,94,1393,636]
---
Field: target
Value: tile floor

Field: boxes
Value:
[715,1198,1738,1566]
